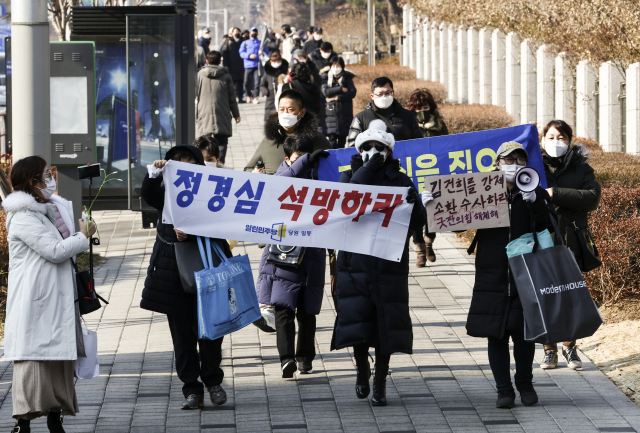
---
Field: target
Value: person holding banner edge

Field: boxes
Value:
[140,143,231,410]
[331,124,428,406]
[465,141,556,409]
[538,120,602,370]
[256,135,330,378]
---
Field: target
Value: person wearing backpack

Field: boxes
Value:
[538,119,602,371]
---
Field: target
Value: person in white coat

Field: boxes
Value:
[2,156,96,433]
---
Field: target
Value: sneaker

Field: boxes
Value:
[282,359,296,378]
[246,96,252,103]
[208,385,227,405]
[517,385,539,406]
[562,346,583,369]
[540,350,558,369]
[252,317,276,333]
[298,361,313,374]
[496,390,516,408]
[181,394,204,410]
[252,98,259,104]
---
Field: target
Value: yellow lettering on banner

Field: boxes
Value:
[465,149,472,172]
[338,165,351,172]
[476,148,497,172]
[405,156,413,177]
[449,150,473,173]
[415,154,438,176]
[416,177,426,193]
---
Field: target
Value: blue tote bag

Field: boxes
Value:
[195,237,261,340]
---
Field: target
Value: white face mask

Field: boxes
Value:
[546,139,569,158]
[39,177,57,200]
[271,62,282,69]
[321,51,331,59]
[279,112,301,128]
[501,164,520,183]
[362,148,387,163]
[331,67,342,75]
[373,95,393,109]
[204,161,217,168]
[314,34,322,41]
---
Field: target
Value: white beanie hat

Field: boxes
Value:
[355,121,395,152]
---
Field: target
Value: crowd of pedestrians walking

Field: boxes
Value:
[1,20,603,433]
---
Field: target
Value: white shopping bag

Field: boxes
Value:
[74,327,99,379]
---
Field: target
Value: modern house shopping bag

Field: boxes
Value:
[195,237,261,340]
[74,326,100,379]
[508,216,602,344]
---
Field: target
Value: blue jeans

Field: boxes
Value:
[244,67,260,98]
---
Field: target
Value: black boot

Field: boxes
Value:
[355,359,371,399]
[516,383,539,406]
[46,411,65,433]
[371,363,389,406]
[12,419,30,433]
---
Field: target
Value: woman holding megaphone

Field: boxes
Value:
[465,142,556,409]
[538,120,602,371]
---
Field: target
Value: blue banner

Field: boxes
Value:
[318,124,547,190]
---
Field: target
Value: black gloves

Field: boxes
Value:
[308,149,330,165]
[406,187,420,204]
[363,152,385,171]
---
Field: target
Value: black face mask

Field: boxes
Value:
[415,110,432,123]
[243,35,249,40]
[233,33,241,39]
[251,33,258,39]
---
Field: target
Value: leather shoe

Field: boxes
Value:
[496,390,516,408]
[282,359,296,378]
[371,363,388,406]
[181,394,204,410]
[208,385,227,406]
[355,361,371,399]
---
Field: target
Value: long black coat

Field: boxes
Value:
[259,59,289,117]
[466,185,555,340]
[331,158,427,356]
[347,100,422,147]
[140,146,232,316]
[220,38,245,82]
[321,70,357,137]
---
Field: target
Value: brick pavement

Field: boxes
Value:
[1,103,639,432]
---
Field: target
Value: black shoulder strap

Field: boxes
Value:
[467,232,479,255]
[371,109,401,137]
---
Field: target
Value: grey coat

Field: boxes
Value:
[196,65,240,138]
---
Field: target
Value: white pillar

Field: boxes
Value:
[430,21,440,83]
[12,0,51,162]
[448,24,458,103]
[599,61,624,152]
[491,29,506,107]
[520,39,536,124]
[537,44,554,128]
[555,52,576,128]
[439,22,448,90]
[402,5,409,67]
[626,63,640,155]
[423,20,431,81]
[457,25,468,104]
[505,32,520,123]
[415,18,423,79]
[408,8,414,70]
[479,28,492,105]
[468,27,479,104]
[576,60,597,141]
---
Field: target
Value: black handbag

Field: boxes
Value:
[72,259,108,315]
[174,235,225,294]
[571,219,602,273]
[267,244,307,268]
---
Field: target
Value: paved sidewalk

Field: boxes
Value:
[1,103,639,432]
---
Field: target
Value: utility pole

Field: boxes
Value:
[367,0,375,65]
[271,0,275,28]
[206,0,210,28]
[224,9,228,35]
[12,0,50,162]
[310,0,314,26]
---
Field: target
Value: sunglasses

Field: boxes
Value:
[361,142,386,152]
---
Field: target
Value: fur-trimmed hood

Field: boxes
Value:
[2,190,47,215]
[264,111,319,142]
[542,142,590,169]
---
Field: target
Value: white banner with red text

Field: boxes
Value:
[161,161,415,262]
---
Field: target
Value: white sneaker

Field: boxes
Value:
[540,350,558,369]
[563,346,582,369]
[252,98,259,104]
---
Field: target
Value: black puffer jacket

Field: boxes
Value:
[331,157,428,356]
[543,144,601,271]
[347,100,422,147]
[259,59,289,117]
[220,37,245,82]
[321,70,357,137]
[140,145,232,316]
[466,185,555,340]
[309,48,338,74]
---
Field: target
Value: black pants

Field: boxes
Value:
[244,67,260,98]
[487,331,535,393]
[167,298,224,398]
[328,134,346,149]
[274,288,317,364]
[353,344,391,367]
[214,134,229,164]
[233,76,244,102]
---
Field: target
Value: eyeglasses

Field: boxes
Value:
[500,157,527,165]
[35,169,52,181]
[373,90,394,97]
[361,142,386,152]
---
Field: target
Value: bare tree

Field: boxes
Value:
[48,0,81,41]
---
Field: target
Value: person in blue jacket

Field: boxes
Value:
[256,135,329,379]
[239,27,269,104]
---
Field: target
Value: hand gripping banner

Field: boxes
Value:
[162,161,414,262]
